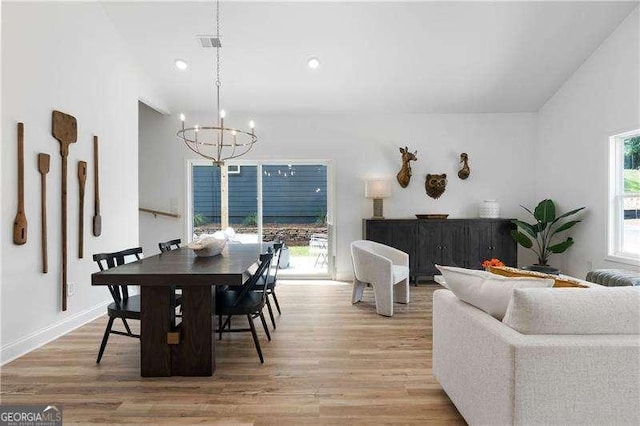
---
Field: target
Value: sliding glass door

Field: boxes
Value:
[187,160,333,279]
[261,164,329,278]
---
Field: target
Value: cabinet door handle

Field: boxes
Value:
[442,246,447,250]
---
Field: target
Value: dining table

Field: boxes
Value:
[91,242,270,377]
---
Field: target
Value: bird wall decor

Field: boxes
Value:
[458,153,470,180]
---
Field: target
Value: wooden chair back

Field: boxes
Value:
[271,243,284,281]
[159,239,181,253]
[93,247,143,308]
[232,252,273,306]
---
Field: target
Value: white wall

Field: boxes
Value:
[536,7,640,277]
[0,3,158,363]
[139,109,538,278]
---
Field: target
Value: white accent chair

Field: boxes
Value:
[350,240,410,316]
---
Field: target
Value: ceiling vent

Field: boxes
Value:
[197,35,221,48]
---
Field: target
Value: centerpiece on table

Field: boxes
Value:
[188,227,236,257]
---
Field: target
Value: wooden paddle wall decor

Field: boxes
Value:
[93,135,102,237]
[52,110,77,311]
[13,122,27,245]
[38,153,51,273]
[78,161,87,258]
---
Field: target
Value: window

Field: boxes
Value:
[608,130,640,263]
[186,160,333,278]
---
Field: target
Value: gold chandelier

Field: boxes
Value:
[177,0,258,166]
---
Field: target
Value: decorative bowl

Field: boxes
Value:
[188,236,228,257]
[415,214,449,220]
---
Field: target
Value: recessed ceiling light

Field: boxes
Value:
[308,57,320,70]
[174,59,188,71]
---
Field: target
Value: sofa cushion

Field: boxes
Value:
[436,265,554,320]
[487,266,588,288]
[503,287,640,335]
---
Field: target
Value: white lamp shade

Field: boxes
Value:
[365,180,392,198]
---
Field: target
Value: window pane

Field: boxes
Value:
[193,165,221,236]
[228,165,259,243]
[623,136,640,193]
[262,164,328,276]
[623,196,640,255]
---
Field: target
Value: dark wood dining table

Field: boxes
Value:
[91,243,270,377]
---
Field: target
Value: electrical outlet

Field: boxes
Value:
[586,261,593,271]
[68,282,76,297]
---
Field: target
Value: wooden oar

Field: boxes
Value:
[13,122,27,245]
[78,161,87,258]
[93,135,101,237]
[38,153,50,273]
[52,111,77,312]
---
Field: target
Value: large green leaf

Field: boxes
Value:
[548,237,574,253]
[512,219,538,238]
[511,230,533,248]
[534,199,556,224]
[552,220,581,234]
[551,207,585,225]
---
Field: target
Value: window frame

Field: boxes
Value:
[607,129,640,265]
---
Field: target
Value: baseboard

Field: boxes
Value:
[0,300,110,366]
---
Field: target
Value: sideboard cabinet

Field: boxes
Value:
[363,219,517,281]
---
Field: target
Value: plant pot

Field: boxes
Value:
[522,264,560,275]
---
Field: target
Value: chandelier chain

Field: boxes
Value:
[215,0,221,87]
[176,0,258,166]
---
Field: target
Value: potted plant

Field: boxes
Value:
[511,199,585,274]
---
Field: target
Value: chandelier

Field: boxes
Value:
[177,0,258,166]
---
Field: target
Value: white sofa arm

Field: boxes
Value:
[433,289,640,425]
[433,289,522,425]
[513,335,640,425]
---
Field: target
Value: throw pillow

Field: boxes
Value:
[436,265,554,320]
[503,287,640,334]
[487,266,588,288]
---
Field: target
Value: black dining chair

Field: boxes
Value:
[254,243,284,329]
[93,247,144,364]
[216,252,273,363]
[158,238,182,327]
[158,238,181,253]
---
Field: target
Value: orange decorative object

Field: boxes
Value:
[482,258,505,269]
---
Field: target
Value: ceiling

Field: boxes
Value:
[101,1,638,114]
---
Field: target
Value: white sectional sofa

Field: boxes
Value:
[432,288,640,425]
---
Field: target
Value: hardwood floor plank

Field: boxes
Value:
[0,282,463,424]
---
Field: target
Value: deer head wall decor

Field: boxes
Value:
[396,146,418,188]
[458,152,470,180]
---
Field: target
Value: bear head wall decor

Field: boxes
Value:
[425,173,448,199]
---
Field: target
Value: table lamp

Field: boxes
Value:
[365,179,391,219]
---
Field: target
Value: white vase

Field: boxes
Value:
[479,200,500,218]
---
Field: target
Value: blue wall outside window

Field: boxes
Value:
[193,164,327,225]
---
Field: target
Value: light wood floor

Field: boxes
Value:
[0,282,464,425]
